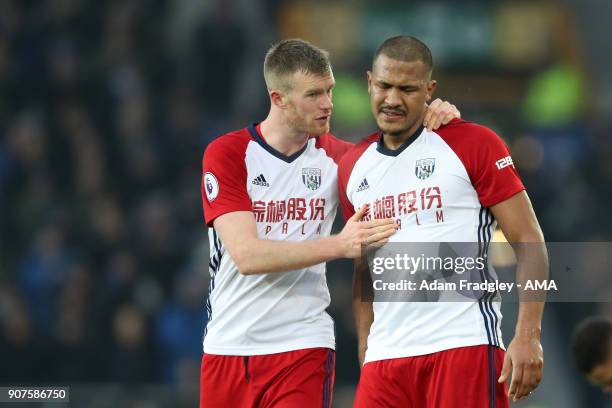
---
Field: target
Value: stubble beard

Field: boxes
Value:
[378,109,424,139]
[379,119,414,138]
[287,107,326,136]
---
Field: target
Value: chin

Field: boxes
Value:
[377,123,403,136]
[310,124,329,136]
[379,120,415,136]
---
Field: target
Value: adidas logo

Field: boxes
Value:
[357,178,369,192]
[252,174,270,187]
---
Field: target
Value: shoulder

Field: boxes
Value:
[338,132,378,190]
[203,128,253,161]
[338,132,378,171]
[434,119,522,194]
[434,119,507,150]
[314,132,354,164]
[206,128,253,152]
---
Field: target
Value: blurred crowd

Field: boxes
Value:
[0,0,611,407]
[0,0,235,393]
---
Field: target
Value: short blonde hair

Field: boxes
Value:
[263,39,331,92]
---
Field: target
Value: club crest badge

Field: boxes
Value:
[302,168,322,191]
[415,158,436,180]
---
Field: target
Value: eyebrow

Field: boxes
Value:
[305,84,335,94]
[376,80,420,89]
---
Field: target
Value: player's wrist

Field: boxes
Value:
[324,235,345,259]
[514,326,542,340]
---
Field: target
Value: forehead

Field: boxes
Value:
[371,54,429,84]
[290,70,335,91]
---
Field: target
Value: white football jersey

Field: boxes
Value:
[338,119,525,363]
[201,123,352,355]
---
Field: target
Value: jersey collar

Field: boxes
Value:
[248,123,310,163]
[376,125,425,157]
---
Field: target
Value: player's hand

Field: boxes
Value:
[498,333,544,402]
[423,98,460,131]
[335,205,398,258]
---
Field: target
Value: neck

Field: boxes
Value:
[382,115,425,151]
[259,111,310,156]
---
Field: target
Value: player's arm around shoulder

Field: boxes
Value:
[423,98,461,131]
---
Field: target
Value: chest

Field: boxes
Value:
[347,136,479,230]
[244,142,339,224]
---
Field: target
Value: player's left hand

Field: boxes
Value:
[423,98,460,131]
[498,334,544,402]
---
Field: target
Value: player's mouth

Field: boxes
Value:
[380,108,405,121]
[315,115,330,123]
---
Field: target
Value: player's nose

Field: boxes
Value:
[384,87,402,106]
[321,93,333,110]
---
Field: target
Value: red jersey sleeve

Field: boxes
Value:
[436,119,525,207]
[202,131,253,227]
[338,167,355,222]
[315,132,354,164]
[337,133,379,221]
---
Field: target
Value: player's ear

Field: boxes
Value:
[270,89,287,109]
[367,71,373,95]
[425,79,437,102]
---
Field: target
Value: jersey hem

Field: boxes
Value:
[364,337,505,364]
[203,339,336,356]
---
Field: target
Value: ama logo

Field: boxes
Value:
[524,280,558,291]
[204,172,219,202]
